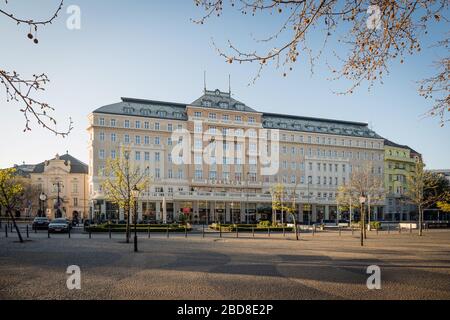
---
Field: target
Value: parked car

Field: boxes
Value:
[32,217,50,230]
[48,218,72,233]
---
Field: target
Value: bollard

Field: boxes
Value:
[68,226,71,239]
[268,226,271,237]
[166,225,169,238]
[388,224,390,234]
[376,227,379,235]
[185,225,187,238]
[219,225,222,238]
[351,227,354,236]
[148,225,151,239]
[26,225,29,239]
[236,226,239,238]
[339,226,341,236]
[109,225,112,239]
[283,227,285,237]
[10,223,13,232]
[399,225,401,234]
[252,226,255,238]
[410,223,412,234]
[202,224,205,238]
[5,225,8,238]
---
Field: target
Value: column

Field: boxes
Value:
[325,205,330,220]
[210,202,215,223]
[225,202,231,223]
[312,204,317,222]
[156,201,161,222]
[240,202,245,223]
[119,207,124,221]
[138,201,143,222]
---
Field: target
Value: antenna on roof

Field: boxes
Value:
[228,74,231,96]
[203,71,207,93]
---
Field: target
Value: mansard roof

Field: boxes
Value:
[94,98,188,121]
[190,89,258,113]
[262,112,382,139]
[33,153,88,174]
[93,90,384,139]
[384,139,420,156]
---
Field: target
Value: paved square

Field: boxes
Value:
[1,229,450,299]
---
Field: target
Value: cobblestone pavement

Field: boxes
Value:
[0,228,449,300]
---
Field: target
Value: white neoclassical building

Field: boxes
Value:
[87,88,386,224]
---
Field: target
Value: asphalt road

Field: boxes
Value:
[0,227,449,300]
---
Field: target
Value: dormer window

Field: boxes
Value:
[157,110,167,117]
[202,100,212,107]
[123,107,134,114]
[219,101,229,108]
[140,108,151,116]
[235,104,244,111]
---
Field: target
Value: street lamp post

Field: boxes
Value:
[359,194,367,247]
[307,180,312,226]
[132,185,140,253]
[39,193,47,217]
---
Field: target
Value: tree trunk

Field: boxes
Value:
[419,206,423,236]
[7,210,23,243]
[290,213,299,241]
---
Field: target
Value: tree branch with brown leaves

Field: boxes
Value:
[419,37,449,126]
[0,0,72,136]
[194,0,449,122]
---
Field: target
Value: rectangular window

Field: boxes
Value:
[194,111,202,118]
[99,132,105,141]
[99,118,105,126]
[144,121,149,129]
[135,151,141,161]
[144,152,150,161]
[155,168,160,179]
[155,152,160,162]
[155,137,160,145]
[99,149,105,159]
[135,136,141,145]
[144,136,149,145]
[167,123,173,132]
[111,133,116,142]
[110,119,116,127]
[124,120,130,128]
[155,122,160,130]
[111,150,116,159]
[135,121,141,129]
[209,113,216,120]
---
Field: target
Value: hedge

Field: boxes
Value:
[209,223,293,232]
[86,224,191,233]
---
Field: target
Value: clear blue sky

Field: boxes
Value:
[1,0,448,169]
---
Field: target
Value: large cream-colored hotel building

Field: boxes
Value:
[87,88,385,224]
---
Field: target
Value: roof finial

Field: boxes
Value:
[228,74,231,96]
[204,70,207,93]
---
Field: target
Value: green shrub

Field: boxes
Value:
[370,221,381,230]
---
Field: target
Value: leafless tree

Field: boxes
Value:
[0,0,72,136]
[194,0,449,124]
